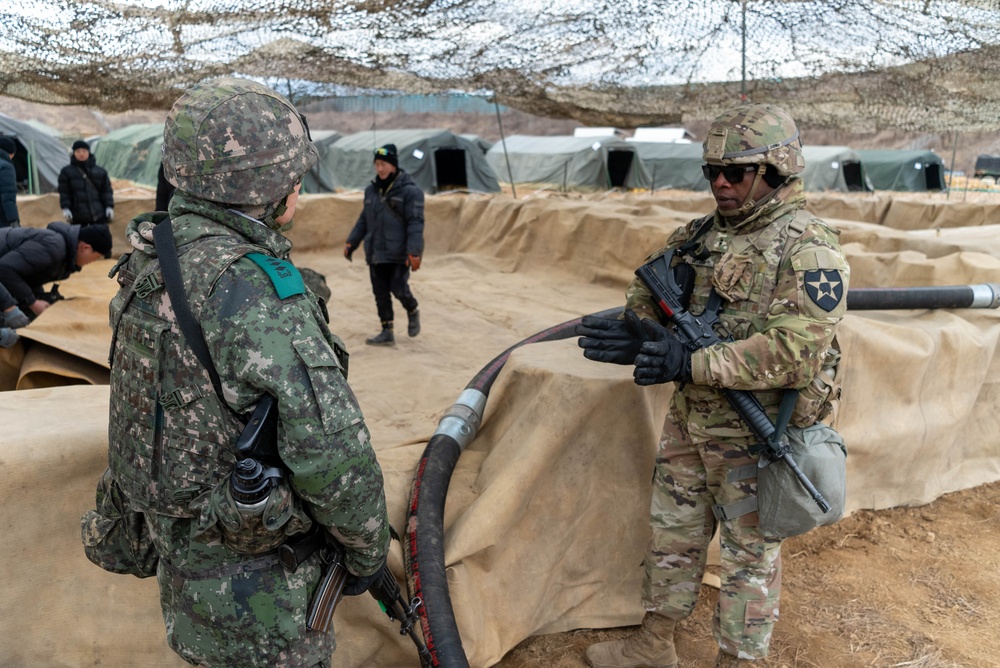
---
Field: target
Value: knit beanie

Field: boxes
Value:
[0,136,15,156]
[72,140,91,152]
[373,144,398,169]
[78,224,114,258]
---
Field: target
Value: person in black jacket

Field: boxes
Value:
[58,140,115,226]
[0,222,112,348]
[344,144,424,346]
[0,136,19,229]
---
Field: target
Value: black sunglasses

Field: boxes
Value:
[701,164,757,184]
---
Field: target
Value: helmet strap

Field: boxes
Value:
[718,164,767,219]
[261,195,292,232]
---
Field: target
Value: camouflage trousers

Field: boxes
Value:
[641,413,784,660]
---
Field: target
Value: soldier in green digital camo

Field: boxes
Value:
[80,78,390,667]
[577,104,849,668]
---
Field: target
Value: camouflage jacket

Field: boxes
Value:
[105,191,390,665]
[626,179,849,439]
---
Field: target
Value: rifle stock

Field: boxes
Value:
[636,252,831,513]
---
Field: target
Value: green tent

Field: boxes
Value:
[801,146,872,192]
[628,141,706,192]
[327,129,501,193]
[92,123,164,188]
[300,129,342,194]
[0,112,73,194]
[486,135,651,191]
[856,149,946,192]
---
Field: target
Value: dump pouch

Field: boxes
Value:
[80,468,159,578]
[757,423,847,539]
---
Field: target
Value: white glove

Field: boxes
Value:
[105,207,114,221]
[62,208,73,222]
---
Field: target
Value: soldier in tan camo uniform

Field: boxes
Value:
[578,104,849,668]
[81,78,390,667]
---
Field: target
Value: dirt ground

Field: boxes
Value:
[496,480,1000,668]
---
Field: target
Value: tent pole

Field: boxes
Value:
[493,97,516,199]
[28,138,37,195]
[740,0,747,102]
[651,164,657,194]
[947,130,958,200]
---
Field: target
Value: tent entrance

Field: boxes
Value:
[924,163,945,190]
[434,148,468,192]
[607,149,634,188]
[842,161,868,191]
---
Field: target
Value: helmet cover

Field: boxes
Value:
[163,77,319,205]
[703,103,804,177]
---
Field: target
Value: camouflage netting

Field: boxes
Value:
[2,1,1000,131]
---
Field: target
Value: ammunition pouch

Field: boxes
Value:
[80,468,159,578]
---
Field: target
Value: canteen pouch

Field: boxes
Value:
[757,423,847,539]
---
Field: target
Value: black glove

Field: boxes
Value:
[633,318,692,386]
[343,559,389,596]
[577,308,649,365]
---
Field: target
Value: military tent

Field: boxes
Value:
[0,113,72,194]
[300,129,343,194]
[91,122,164,188]
[801,146,872,192]
[628,142,706,192]
[856,149,946,192]
[486,135,651,191]
[326,129,501,193]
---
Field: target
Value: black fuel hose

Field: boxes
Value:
[403,307,621,667]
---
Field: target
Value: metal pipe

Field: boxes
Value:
[848,284,1000,311]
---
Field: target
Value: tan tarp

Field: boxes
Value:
[2,192,999,667]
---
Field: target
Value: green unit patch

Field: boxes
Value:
[246,253,305,299]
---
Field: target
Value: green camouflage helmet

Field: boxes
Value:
[703,103,805,177]
[162,77,319,205]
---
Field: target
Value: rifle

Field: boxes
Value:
[635,251,831,514]
[235,394,432,666]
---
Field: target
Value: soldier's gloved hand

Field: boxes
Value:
[633,318,692,385]
[343,243,355,262]
[343,559,389,596]
[407,254,421,271]
[577,308,649,365]
[2,306,30,329]
[62,208,73,222]
[105,207,115,221]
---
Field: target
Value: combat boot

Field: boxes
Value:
[714,651,753,667]
[585,612,678,668]
[407,308,420,337]
[366,322,395,346]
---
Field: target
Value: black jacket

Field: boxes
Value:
[0,222,80,307]
[58,154,114,225]
[0,152,18,227]
[346,169,425,265]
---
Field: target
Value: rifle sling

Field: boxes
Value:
[152,217,227,404]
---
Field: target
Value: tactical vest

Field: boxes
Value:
[108,235,273,517]
[674,208,843,426]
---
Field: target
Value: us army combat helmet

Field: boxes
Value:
[702,103,804,177]
[162,77,318,206]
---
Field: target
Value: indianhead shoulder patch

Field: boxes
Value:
[804,269,844,312]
